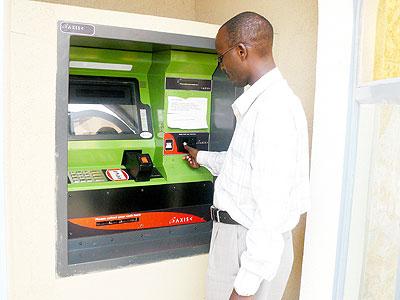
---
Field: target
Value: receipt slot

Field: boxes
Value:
[56,22,241,276]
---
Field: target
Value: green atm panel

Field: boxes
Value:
[66,45,219,264]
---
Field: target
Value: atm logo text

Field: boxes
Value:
[169,216,194,225]
[60,22,95,35]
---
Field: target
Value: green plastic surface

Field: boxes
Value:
[68,46,218,192]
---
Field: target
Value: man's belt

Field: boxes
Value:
[210,205,240,225]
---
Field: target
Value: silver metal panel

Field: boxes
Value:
[69,24,215,52]
[56,25,70,277]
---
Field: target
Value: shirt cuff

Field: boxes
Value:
[234,268,264,296]
[196,151,208,166]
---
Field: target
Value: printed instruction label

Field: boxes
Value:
[167,96,208,129]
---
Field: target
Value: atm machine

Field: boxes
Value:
[57,23,241,274]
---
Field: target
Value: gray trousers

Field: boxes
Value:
[206,222,293,300]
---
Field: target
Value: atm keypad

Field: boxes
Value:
[68,170,107,184]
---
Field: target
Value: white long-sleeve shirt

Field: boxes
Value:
[197,68,310,296]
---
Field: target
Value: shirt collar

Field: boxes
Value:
[232,67,281,118]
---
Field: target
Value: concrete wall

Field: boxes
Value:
[195,0,317,136]
[359,0,400,298]
[1,0,7,298]
[359,104,400,299]
[36,0,197,20]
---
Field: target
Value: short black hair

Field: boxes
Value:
[221,12,274,56]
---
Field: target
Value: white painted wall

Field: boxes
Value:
[300,0,356,299]
[5,2,219,299]
[1,0,8,299]
[38,0,197,21]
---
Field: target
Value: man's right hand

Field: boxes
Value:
[183,144,200,169]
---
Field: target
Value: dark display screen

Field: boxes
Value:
[68,76,140,136]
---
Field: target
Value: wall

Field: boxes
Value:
[300,0,355,298]
[359,0,400,298]
[359,104,400,299]
[5,2,218,299]
[195,0,317,137]
[0,0,8,299]
[36,0,197,21]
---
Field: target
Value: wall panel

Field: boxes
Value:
[36,0,196,20]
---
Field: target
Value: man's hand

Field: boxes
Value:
[229,289,254,300]
[182,144,200,168]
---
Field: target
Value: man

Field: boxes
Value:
[184,12,310,300]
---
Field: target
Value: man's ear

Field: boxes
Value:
[236,43,248,61]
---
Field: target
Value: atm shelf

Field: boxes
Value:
[67,177,169,192]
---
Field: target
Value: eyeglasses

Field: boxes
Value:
[217,44,239,64]
[217,43,251,64]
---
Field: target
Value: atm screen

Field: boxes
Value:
[68,76,140,136]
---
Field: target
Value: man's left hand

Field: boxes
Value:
[229,289,254,300]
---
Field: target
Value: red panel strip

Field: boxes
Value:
[69,211,206,231]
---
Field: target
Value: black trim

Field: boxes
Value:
[210,206,240,225]
[166,77,212,91]
[68,181,213,219]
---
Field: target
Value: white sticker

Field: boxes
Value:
[105,169,129,181]
[167,96,208,129]
[140,109,149,132]
[69,61,132,71]
[140,132,153,139]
